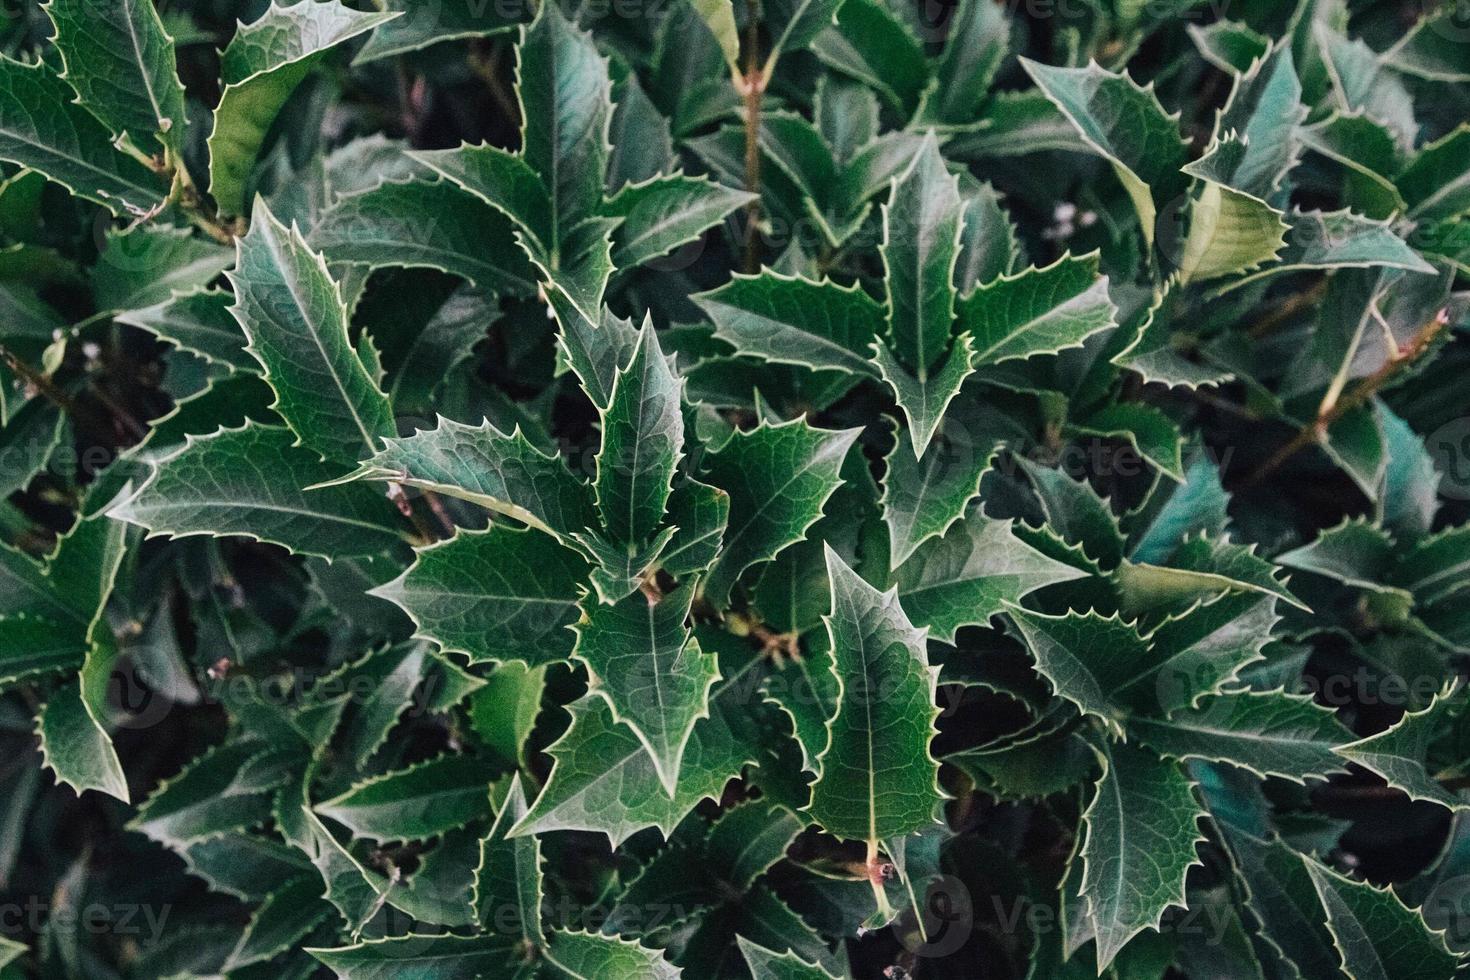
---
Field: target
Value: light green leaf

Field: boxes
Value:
[688,0,739,74]
[1116,535,1308,617]
[806,546,943,845]
[208,1,397,216]
[1172,166,1288,286]
[230,202,394,464]
[543,929,681,980]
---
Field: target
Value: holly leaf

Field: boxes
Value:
[896,514,1087,645]
[805,547,943,845]
[475,772,544,947]
[109,422,403,560]
[0,58,164,216]
[958,253,1117,369]
[371,525,587,668]
[208,1,397,216]
[37,676,130,802]
[872,333,976,461]
[354,0,526,64]
[230,202,395,465]
[880,413,996,568]
[1081,738,1205,970]
[605,172,754,270]
[1303,856,1459,980]
[308,178,538,295]
[1006,608,1152,737]
[512,690,753,847]
[879,132,962,377]
[94,225,233,314]
[596,321,684,546]
[45,0,187,151]
[1021,59,1188,248]
[316,754,495,843]
[542,930,681,980]
[1128,689,1350,783]
[738,937,841,980]
[1336,689,1469,812]
[693,271,883,378]
[573,582,721,795]
[307,935,519,978]
[329,417,597,540]
[700,418,861,608]
[114,289,255,374]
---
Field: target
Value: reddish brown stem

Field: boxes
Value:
[1237,308,1451,491]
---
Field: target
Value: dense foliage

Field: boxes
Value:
[1,0,1470,976]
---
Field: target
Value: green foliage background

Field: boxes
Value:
[1,0,1470,977]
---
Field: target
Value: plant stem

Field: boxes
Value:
[1246,278,1328,339]
[739,5,765,273]
[1237,307,1451,491]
